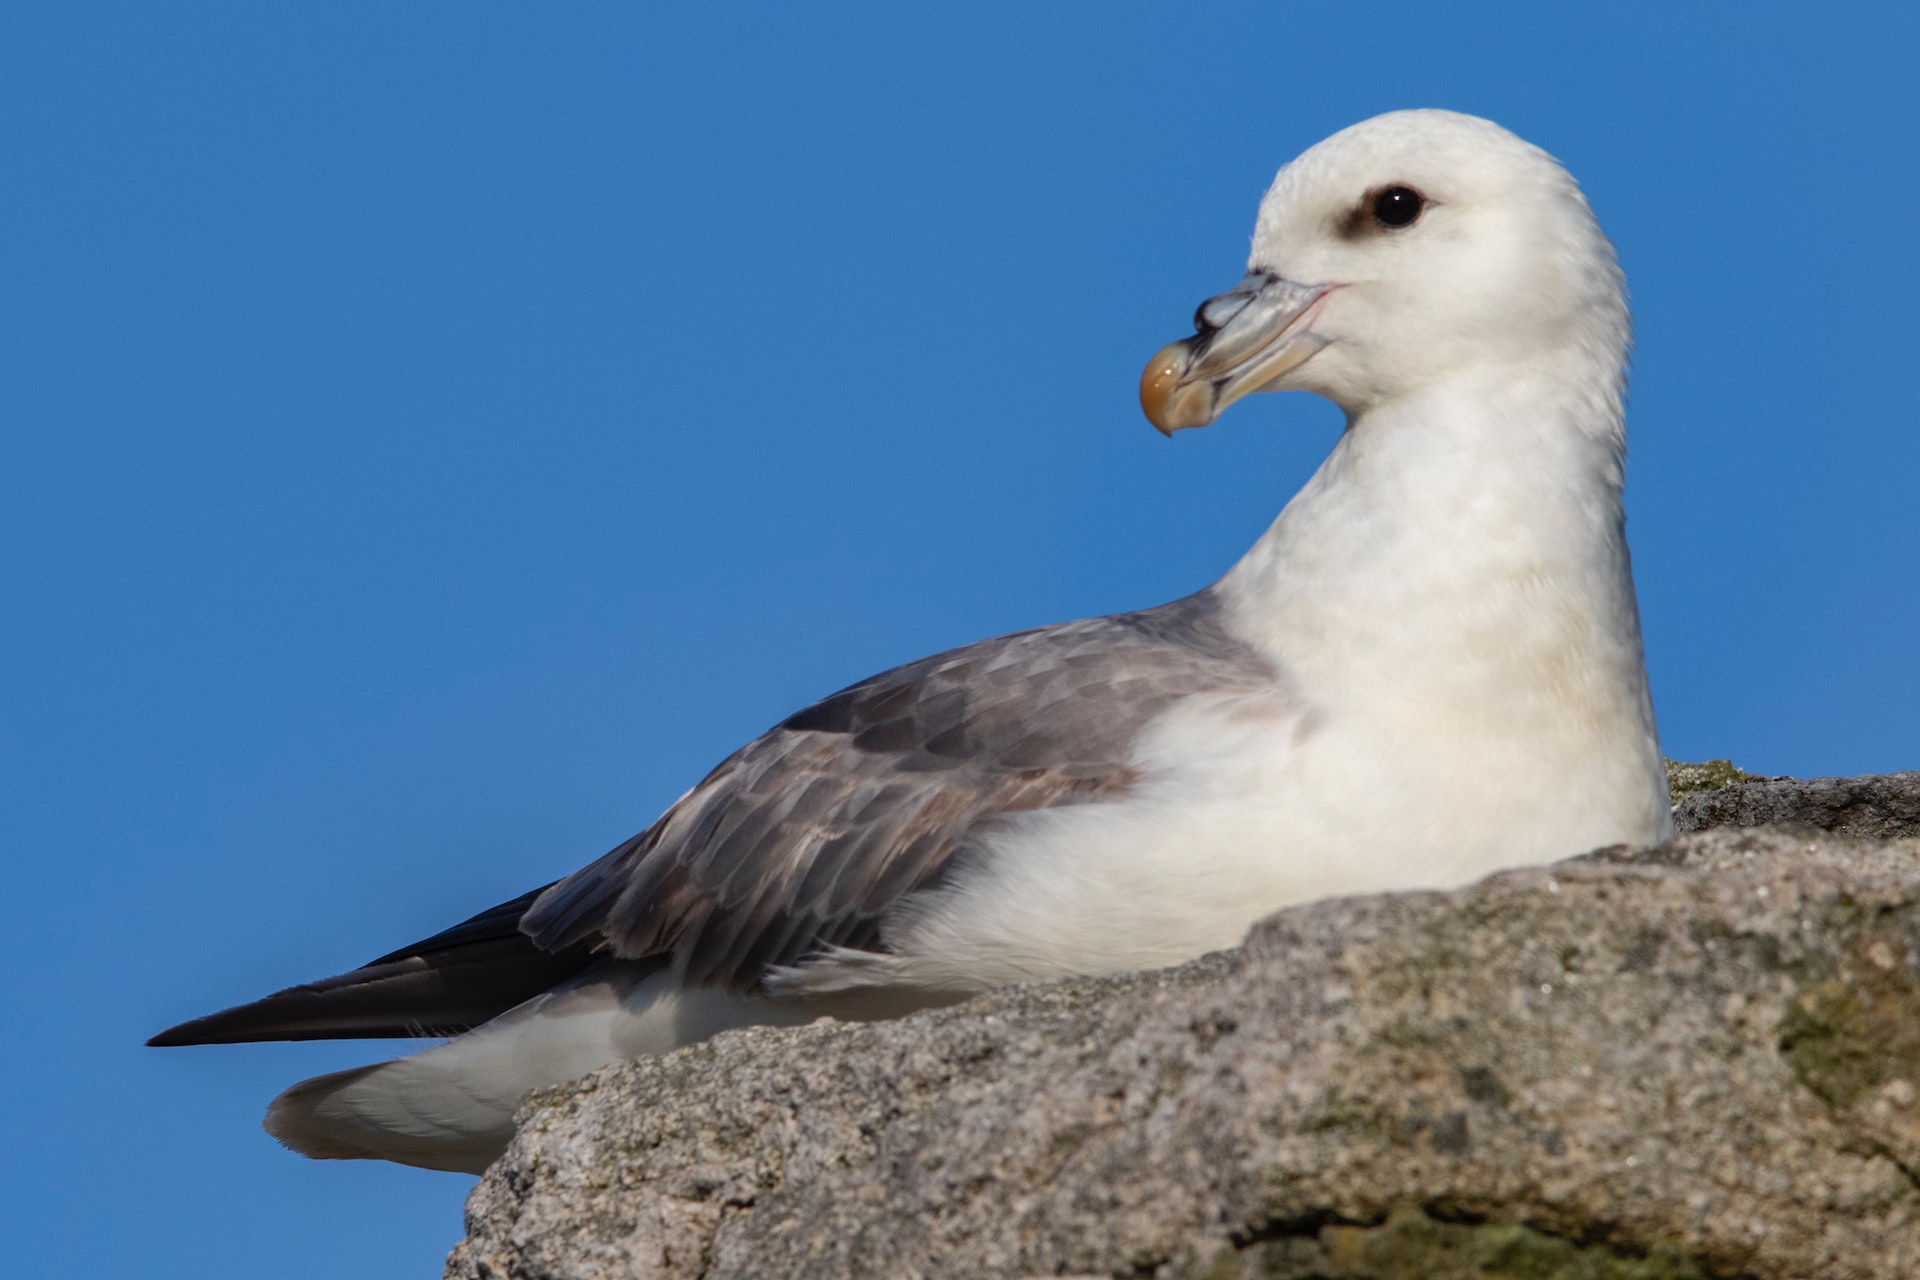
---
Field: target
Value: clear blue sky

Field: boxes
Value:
[4,3,1916,1275]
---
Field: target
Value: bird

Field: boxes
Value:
[149,109,1673,1175]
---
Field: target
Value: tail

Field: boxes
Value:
[262,960,814,1173]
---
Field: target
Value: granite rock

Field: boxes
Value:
[1673,771,1920,841]
[448,774,1920,1279]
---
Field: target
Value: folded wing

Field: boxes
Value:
[522,590,1277,991]
[150,590,1277,1045]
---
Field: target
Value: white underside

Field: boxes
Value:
[265,964,816,1173]
[265,962,957,1173]
[782,667,1669,997]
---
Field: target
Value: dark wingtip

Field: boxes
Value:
[146,1003,292,1047]
[145,883,598,1049]
[140,970,478,1047]
[143,934,604,1047]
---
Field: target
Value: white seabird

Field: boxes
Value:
[150,109,1673,1174]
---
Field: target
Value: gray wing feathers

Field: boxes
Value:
[521,590,1276,991]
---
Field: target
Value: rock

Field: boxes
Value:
[1664,758,1765,799]
[449,777,1920,1280]
[1673,771,1920,841]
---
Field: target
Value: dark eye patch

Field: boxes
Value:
[1336,184,1431,239]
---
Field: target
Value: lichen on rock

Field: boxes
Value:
[1663,758,1764,800]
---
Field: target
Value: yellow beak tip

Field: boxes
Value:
[1139,340,1202,435]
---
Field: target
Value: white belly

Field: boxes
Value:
[866,686,1670,992]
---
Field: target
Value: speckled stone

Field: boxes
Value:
[1672,770,1920,840]
[448,777,1920,1280]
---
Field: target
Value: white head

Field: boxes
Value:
[1140,110,1628,429]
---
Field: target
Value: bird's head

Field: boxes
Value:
[1141,109,1628,430]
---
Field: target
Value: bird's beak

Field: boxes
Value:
[1139,273,1334,435]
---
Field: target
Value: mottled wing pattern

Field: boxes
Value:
[521,590,1276,991]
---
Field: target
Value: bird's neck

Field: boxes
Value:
[1218,360,1649,723]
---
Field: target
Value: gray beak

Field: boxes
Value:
[1139,272,1332,435]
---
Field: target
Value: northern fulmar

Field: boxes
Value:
[151,110,1672,1174]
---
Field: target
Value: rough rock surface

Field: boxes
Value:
[1673,771,1920,841]
[449,775,1920,1280]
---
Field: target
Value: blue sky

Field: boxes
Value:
[4,3,1916,1275]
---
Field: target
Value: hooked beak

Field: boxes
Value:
[1139,273,1335,435]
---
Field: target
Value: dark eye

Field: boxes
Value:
[1372,185,1424,229]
